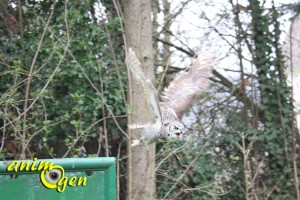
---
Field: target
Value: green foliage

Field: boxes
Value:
[250,1,296,198]
[0,0,127,159]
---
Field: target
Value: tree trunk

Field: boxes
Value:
[122,0,156,199]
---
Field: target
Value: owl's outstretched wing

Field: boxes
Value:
[161,55,212,119]
[126,48,162,123]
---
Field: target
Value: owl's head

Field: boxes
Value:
[163,122,184,140]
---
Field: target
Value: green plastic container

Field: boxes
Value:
[0,157,116,200]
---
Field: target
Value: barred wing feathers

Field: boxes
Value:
[126,48,162,123]
[161,56,212,119]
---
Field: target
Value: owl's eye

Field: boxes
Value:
[174,126,179,131]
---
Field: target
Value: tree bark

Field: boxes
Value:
[122,0,156,199]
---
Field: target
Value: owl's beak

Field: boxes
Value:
[175,132,181,139]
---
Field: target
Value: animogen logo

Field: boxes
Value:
[6,158,87,192]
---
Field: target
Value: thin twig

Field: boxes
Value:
[21,1,56,159]
[98,62,109,157]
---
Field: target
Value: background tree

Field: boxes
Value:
[122,0,156,199]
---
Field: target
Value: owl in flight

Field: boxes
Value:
[126,48,212,146]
